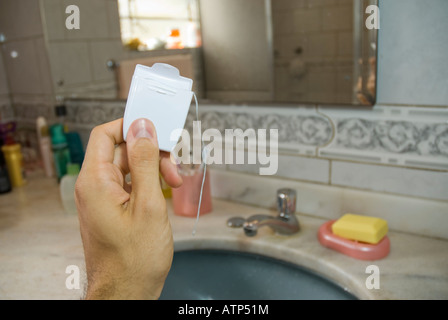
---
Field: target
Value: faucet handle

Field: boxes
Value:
[277,188,296,219]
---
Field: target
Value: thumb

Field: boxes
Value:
[126,118,162,202]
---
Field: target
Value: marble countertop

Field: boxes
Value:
[0,171,447,300]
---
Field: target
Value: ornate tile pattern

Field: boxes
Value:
[185,109,333,147]
[335,118,448,157]
[66,100,125,126]
[13,103,54,123]
[0,100,14,122]
[47,100,448,170]
[319,106,448,170]
[63,101,334,152]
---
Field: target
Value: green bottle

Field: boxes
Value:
[50,123,71,181]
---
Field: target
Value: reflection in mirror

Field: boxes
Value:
[200,0,378,106]
[273,0,378,105]
[40,0,378,106]
[117,0,201,51]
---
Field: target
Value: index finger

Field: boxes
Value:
[84,118,124,165]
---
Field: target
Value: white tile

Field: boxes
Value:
[106,0,122,39]
[272,12,294,35]
[337,31,353,57]
[3,40,44,95]
[321,5,353,31]
[11,95,54,106]
[34,38,54,95]
[293,8,321,33]
[54,80,116,99]
[63,0,109,40]
[89,40,124,81]
[277,34,308,60]
[227,149,262,175]
[48,41,92,87]
[276,154,329,183]
[0,0,43,41]
[272,0,307,12]
[306,65,336,97]
[0,51,9,95]
[307,33,337,58]
[210,169,448,240]
[41,0,66,40]
[331,161,448,201]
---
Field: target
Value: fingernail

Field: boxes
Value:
[132,118,154,140]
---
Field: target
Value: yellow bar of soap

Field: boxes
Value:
[331,214,388,244]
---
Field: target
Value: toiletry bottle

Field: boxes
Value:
[65,131,84,166]
[1,143,26,188]
[166,28,183,49]
[0,139,12,194]
[55,97,68,133]
[50,123,71,181]
[36,117,55,178]
[60,163,79,215]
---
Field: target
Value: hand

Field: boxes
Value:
[75,118,181,300]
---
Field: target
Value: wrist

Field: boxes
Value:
[85,272,162,300]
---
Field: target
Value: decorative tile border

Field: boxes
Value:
[185,105,333,155]
[318,106,448,170]
[63,101,334,155]
[189,109,333,146]
[20,99,447,171]
[65,100,125,127]
[14,103,54,123]
[0,97,14,122]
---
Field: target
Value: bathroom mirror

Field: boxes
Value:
[43,0,378,106]
[199,0,378,106]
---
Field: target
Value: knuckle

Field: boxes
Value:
[74,175,86,202]
[74,168,97,200]
[89,123,109,142]
[89,125,102,138]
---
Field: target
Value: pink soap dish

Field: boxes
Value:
[318,220,390,261]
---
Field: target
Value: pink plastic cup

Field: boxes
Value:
[172,163,212,217]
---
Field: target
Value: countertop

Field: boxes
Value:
[0,171,447,300]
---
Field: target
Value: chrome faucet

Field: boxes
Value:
[227,188,300,237]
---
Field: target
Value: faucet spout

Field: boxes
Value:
[227,188,300,237]
[243,214,300,237]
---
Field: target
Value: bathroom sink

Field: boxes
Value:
[160,250,357,300]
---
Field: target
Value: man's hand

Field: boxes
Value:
[75,118,181,299]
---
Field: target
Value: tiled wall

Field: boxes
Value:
[41,0,204,100]
[199,0,272,102]
[0,50,13,123]
[41,0,126,99]
[62,99,448,239]
[62,100,448,202]
[272,0,357,104]
[1,0,203,125]
[0,0,55,122]
[188,105,448,199]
